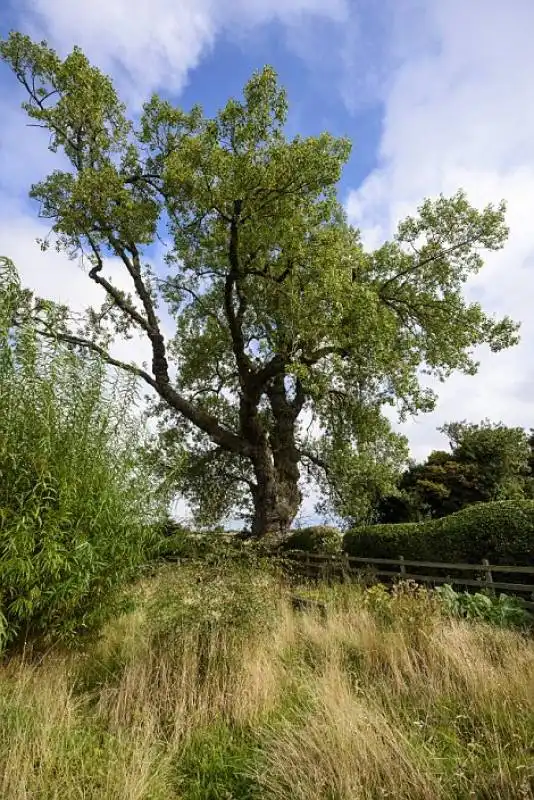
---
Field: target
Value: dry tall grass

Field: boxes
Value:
[1,563,533,799]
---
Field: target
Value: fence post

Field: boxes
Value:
[341,552,350,584]
[481,558,494,594]
[399,555,407,578]
[304,552,313,581]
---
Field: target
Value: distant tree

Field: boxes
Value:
[397,450,481,519]
[0,32,519,539]
[442,420,532,501]
[375,420,533,522]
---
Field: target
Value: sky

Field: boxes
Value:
[1,0,534,525]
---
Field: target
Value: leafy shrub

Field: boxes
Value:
[282,525,342,555]
[150,523,199,560]
[147,561,281,644]
[435,584,532,628]
[0,257,166,653]
[343,500,534,566]
[358,580,442,632]
[148,517,259,564]
[145,562,282,693]
[430,500,534,565]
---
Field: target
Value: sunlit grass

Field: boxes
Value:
[1,562,533,799]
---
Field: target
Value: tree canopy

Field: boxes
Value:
[0,31,520,536]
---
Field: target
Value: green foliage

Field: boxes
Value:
[147,517,198,560]
[312,421,411,526]
[352,580,443,632]
[0,257,166,653]
[435,584,532,628]
[431,500,534,565]
[396,451,482,520]
[343,520,429,560]
[153,529,248,562]
[282,525,342,554]
[153,530,200,560]
[0,32,521,534]
[344,500,534,566]
[147,561,281,645]
[377,420,533,523]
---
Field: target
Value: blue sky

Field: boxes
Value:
[1,0,534,524]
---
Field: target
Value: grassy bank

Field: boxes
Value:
[1,561,533,799]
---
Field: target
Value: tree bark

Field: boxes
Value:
[249,444,302,539]
[247,374,303,539]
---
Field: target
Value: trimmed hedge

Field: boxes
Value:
[343,500,534,566]
[282,525,342,555]
[343,520,431,561]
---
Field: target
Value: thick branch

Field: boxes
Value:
[256,353,287,386]
[299,449,329,473]
[33,324,251,457]
[292,377,306,414]
[301,345,346,366]
[86,236,151,332]
[224,199,254,388]
[105,235,161,330]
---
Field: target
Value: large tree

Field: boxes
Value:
[0,33,520,537]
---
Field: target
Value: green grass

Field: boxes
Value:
[172,721,260,800]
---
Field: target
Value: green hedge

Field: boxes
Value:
[282,526,342,555]
[343,520,431,561]
[343,501,534,566]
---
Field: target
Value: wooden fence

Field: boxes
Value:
[285,551,534,610]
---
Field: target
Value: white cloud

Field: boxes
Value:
[19,0,348,105]
[346,0,534,461]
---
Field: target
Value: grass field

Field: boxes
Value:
[1,560,533,799]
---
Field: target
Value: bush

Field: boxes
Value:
[343,500,534,566]
[146,561,282,657]
[343,521,429,561]
[150,525,259,564]
[282,525,342,555]
[0,257,166,653]
[430,500,534,565]
[149,520,198,560]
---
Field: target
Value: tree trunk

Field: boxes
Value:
[248,375,303,540]
[238,372,303,541]
[250,447,302,540]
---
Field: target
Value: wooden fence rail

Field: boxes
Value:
[285,551,534,610]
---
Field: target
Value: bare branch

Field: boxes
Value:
[85,235,151,332]
[35,326,158,387]
[379,236,475,293]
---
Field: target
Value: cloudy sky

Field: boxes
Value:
[1,0,533,523]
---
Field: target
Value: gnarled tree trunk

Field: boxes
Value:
[248,374,304,540]
[250,447,302,539]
